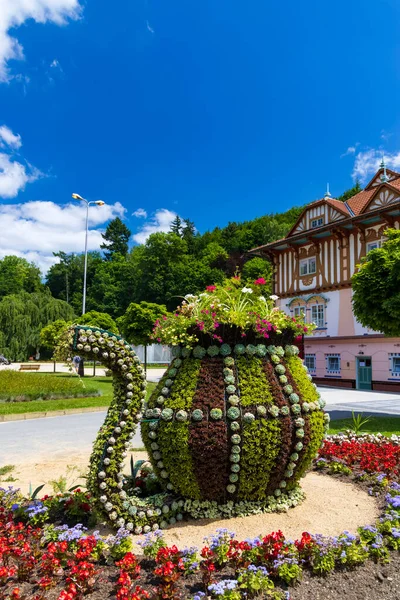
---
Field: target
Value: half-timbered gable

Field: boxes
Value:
[249,165,400,391]
[288,198,349,236]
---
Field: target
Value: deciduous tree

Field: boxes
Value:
[352,229,400,336]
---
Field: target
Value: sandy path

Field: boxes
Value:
[155,472,378,547]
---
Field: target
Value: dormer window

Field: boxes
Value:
[311,217,324,228]
[299,257,317,276]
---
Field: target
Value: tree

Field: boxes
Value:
[40,319,72,359]
[170,215,182,236]
[241,257,272,287]
[78,310,119,333]
[117,301,169,370]
[0,290,75,361]
[337,181,362,203]
[352,229,400,336]
[0,256,42,298]
[100,217,131,259]
[46,251,103,314]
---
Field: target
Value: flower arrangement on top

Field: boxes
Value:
[152,277,314,349]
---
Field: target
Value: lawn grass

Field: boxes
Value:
[329,416,400,437]
[0,371,100,402]
[0,379,157,416]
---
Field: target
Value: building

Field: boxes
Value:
[250,163,400,391]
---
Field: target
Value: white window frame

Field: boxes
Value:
[293,306,305,319]
[310,304,325,328]
[366,239,382,253]
[311,217,324,229]
[299,257,317,276]
[304,354,316,373]
[325,354,341,374]
[389,354,400,378]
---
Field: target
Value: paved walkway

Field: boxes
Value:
[322,387,400,417]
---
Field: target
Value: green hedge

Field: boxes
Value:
[0,371,100,402]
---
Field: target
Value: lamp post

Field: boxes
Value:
[72,193,105,315]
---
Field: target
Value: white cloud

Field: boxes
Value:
[0,125,42,198]
[132,208,147,218]
[0,0,82,82]
[0,125,22,149]
[132,208,178,244]
[340,145,358,158]
[0,200,126,274]
[352,149,400,181]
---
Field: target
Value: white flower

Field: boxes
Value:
[104,458,110,465]
[99,482,107,490]
[269,294,279,301]
[105,502,113,511]
[126,522,133,531]
[241,287,253,294]
[98,471,106,479]
[110,511,117,520]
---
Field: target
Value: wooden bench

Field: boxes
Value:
[19,364,40,371]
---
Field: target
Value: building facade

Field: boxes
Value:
[250,165,400,391]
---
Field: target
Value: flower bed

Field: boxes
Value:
[0,371,100,403]
[2,434,400,599]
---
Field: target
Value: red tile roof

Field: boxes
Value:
[325,198,350,215]
[346,189,376,215]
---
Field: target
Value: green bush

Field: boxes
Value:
[0,371,100,402]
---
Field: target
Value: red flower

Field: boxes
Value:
[206,285,217,292]
[254,277,267,285]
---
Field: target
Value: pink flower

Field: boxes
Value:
[206,285,217,292]
[254,277,267,285]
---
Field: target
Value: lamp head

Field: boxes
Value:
[72,193,84,201]
[94,200,105,206]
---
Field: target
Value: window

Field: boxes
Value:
[293,306,304,318]
[366,240,382,253]
[304,354,316,372]
[393,358,400,373]
[299,257,317,276]
[310,304,325,328]
[326,354,341,373]
[311,217,323,229]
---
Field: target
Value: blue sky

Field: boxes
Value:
[1,0,400,272]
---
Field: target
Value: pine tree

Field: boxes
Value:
[100,218,131,259]
[170,215,182,236]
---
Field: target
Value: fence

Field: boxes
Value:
[131,344,172,364]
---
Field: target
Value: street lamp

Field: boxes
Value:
[72,193,105,315]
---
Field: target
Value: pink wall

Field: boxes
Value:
[303,337,400,383]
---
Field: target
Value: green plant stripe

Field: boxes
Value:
[290,411,325,483]
[164,358,201,410]
[236,355,273,407]
[238,418,281,500]
[157,421,201,500]
[285,356,320,405]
